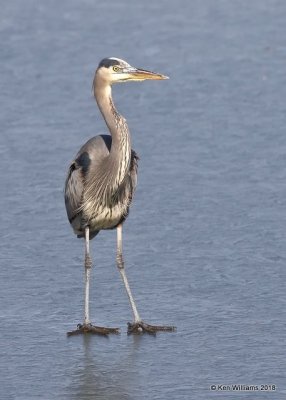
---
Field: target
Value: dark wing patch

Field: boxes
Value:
[100,134,112,152]
[64,161,84,225]
[75,151,91,175]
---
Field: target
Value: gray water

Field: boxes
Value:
[1,0,286,399]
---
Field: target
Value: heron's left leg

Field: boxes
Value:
[116,224,141,323]
[116,224,176,335]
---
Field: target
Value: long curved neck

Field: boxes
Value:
[94,78,130,154]
[94,77,131,185]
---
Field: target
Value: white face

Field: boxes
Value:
[96,58,137,84]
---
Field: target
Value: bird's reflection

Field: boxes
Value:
[70,334,146,400]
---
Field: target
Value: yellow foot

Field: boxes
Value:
[67,323,120,336]
[127,321,176,335]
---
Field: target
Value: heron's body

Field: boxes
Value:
[65,134,138,237]
[64,57,175,335]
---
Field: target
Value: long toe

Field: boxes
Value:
[127,321,176,335]
[67,323,120,336]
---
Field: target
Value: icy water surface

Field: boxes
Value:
[1,0,286,399]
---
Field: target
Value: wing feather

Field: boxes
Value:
[64,162,84,226]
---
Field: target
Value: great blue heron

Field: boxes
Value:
[65,57,175,335]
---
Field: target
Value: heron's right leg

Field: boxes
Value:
[116,224,176,335]
[67,226,119,336]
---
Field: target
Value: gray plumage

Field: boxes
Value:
[64,57,175,335]
[65,134,138,239]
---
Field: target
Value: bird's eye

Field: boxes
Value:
[113,66,120,72]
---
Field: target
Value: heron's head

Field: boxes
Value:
[95,57,168,84]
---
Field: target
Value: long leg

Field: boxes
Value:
[116,224,176,335]
[116,224,141,323]
[84,225,92,324]
[67,227,120,336]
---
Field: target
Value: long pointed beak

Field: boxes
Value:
[126,67,169,81]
